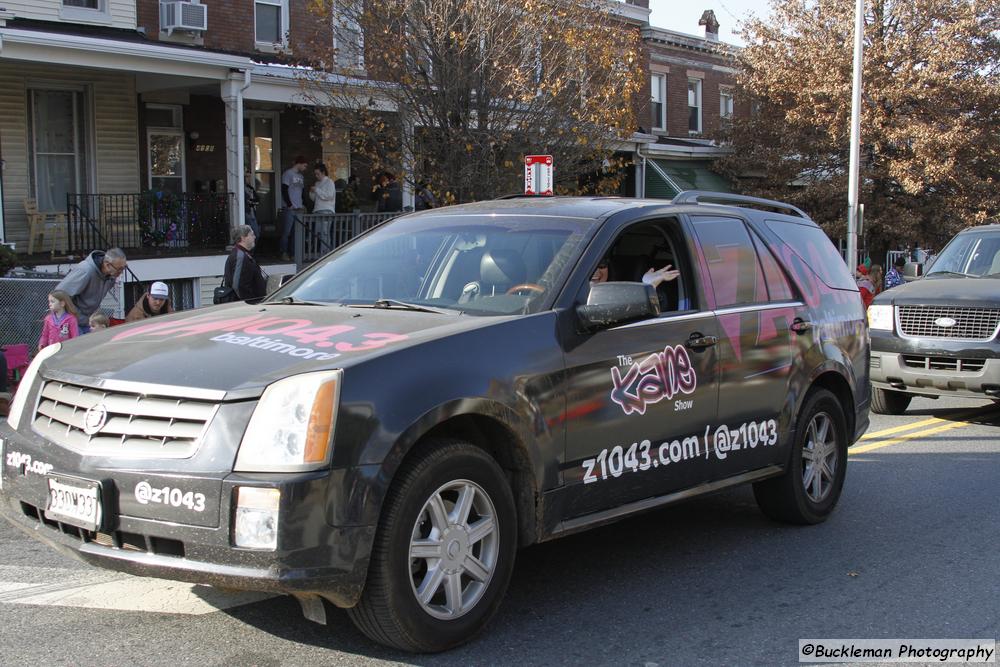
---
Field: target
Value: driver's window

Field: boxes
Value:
[584,218,693,313]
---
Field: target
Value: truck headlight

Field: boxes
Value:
[6,343,61,430]
[234,370,342,472]
[233,487,280,550]
[867,304,894,331]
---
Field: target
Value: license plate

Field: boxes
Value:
[45,476,102,531]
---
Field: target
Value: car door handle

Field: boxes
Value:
[686,334,718,350]
[790,319,813,334]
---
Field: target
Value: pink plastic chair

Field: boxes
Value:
[3,344,30,386]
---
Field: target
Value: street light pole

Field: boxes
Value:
[846,0,865,270]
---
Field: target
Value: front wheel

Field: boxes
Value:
[871,387,912,415]
[753,389,848,524]
[347,440,517,653]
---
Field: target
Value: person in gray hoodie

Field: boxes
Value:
[55,248,127,333]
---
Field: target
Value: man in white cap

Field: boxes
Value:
[125,281,175,322]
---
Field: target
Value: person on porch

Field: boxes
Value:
[279,156,309,262]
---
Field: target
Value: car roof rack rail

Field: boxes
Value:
[671,190,811,220]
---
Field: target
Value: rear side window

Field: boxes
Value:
[766,219,855,290]
[691,216,767,308]
[751,233,794,301]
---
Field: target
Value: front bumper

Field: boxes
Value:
[869,332,1000,399]
[0,421,374,607]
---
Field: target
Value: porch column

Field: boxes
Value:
[221,70,248,235]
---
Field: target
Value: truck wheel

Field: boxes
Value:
[871,387,912,415]
[753,389,847,525]
[347,440,517,653]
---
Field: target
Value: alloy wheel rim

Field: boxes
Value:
[408,479,499,620]
[801,412,838,503]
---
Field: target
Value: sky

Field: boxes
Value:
[648,0,773,46]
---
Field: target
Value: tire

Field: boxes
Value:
[347,439,517,653]
[753,389,848,525]
[870,387,912,415]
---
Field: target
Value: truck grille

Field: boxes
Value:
[901,355,987,373]
[897,306,1000,341]
[32,380,217,459]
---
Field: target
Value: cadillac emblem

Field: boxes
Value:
[934,317,957,328]
[82,404,108,436]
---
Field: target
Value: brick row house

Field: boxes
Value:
[0,0,741,317]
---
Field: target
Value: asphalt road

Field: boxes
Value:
[1,395,997,667]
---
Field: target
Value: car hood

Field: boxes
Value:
[43,302,496,398]
[873,275,1000,308]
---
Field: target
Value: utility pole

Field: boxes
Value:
[846,0,865,269]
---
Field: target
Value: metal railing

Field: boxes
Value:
[293,211,402,268]
[66,192,234,254]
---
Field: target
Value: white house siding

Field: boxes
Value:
[2,0,136,30]
[0,62,139,250]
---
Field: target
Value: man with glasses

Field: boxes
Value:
[56,248,127,334]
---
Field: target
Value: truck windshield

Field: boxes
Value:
[926,231,1000,278]
[270,214,592,315]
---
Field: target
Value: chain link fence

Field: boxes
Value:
[0,271,127,348]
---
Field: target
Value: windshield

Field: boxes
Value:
[926,230,1000,277]
[271,214,593,315]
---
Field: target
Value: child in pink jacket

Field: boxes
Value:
[39,290,80,350]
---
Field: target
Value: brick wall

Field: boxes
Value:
[647,42,742,137]
[138,0,331,57]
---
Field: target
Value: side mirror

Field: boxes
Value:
[903,262,923,279]
[577,281,660,331]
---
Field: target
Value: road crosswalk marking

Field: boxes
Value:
[0,564,275,614]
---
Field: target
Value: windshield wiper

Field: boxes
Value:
[269,296,330,306]
[928,270,977,278]
[347,298,451,314]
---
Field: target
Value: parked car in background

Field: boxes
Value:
[1,193,869,652]
[869,224,1000,414]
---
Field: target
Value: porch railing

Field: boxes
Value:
[66,192,234,254]
[293,211,402,268]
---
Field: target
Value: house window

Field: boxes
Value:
[60,0,111,23]
[650,74,666,131]
[27,89,90,212]
[255,0,288,47]
[333,1,364,69]
[720,87,734,121]
[687,78,702,134]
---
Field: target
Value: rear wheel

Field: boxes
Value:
[347,440,517,653]
[753,389,848,524]
[871,387,912,415]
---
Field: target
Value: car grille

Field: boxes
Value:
[901,355,987,373]
[897,305,1000,340]
[32,379,217,459]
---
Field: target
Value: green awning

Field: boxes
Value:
[644,159,732,200]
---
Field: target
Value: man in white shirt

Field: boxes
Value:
[310,163,337,214]
[279,155,309,261]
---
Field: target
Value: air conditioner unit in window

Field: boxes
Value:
[160,1,207,34]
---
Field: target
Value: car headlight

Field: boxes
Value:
[234,370,342,472]
[867,304,894,331]
[6,343,61,430]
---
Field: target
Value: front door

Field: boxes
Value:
[147,129,185,195]
[244,113,279,230]
[560,218,721,518]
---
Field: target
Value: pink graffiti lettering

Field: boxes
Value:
[610,344,697,415]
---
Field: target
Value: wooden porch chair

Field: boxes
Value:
[24,198,68,255]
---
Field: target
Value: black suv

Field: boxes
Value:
[1,192,869,652]
[869,224,1000,413]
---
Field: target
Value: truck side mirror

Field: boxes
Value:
[576,282,660,331]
